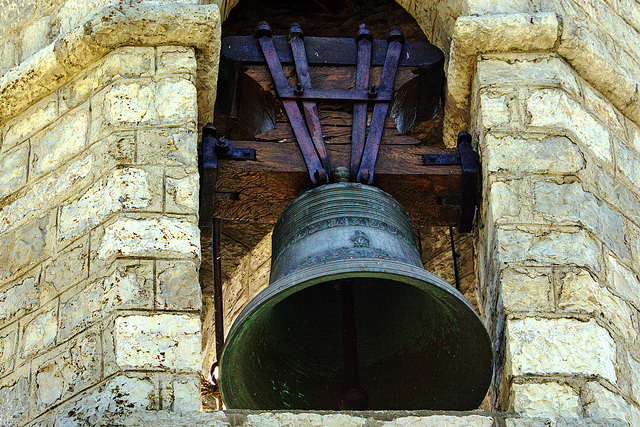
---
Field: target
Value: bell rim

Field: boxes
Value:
[220,258,493,408]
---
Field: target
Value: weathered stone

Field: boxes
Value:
[628,117,640,153]
[381,415,494,426]
[248,258,270,297]
[483,134,584,175]
[21,16,51,62]
[41,240,88,303]
[157,46,197,76]
[0,40,18,77]
[171,377,200,412]
[476,54,580,96]
[495,227,601,271]
[487,180,530,224]
[510,382,580,418]
[3,93,57,150]
[605,254,640,311]
[33,329,101,411]
[156,260,201,311]
[0,216,48,281]
[615,140,640,192]
[19,299,58,360]
[526,89,611,163]
[56,0,121,35]
[0,325,17,376]
[585,382,640,426]
[505,419,626,427]
[165,168,199,214]
[0,271,40,325]
[30,106,89,178]
[244,412,366,426]
[223,257,248,335]
[136,127,198,167]
[97,216,200,260]
[500,267,553,313]
[583,84,626,139]
[505,317,617,382]
[0,143,28,198]
[628,354,640,405]
[114,314,200,371]
[557,269,636,343]
[0,367,30,427]
[156,77,198,124]
[58,260,153,340]
[478,90,514,129]
[59,167,156,241]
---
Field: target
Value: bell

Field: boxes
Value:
[219,183,493,410]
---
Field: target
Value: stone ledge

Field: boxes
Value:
[0,4,220,131]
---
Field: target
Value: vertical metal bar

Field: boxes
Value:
[350,24,372,180]
[213,218,224,364]
[449,226,461,292]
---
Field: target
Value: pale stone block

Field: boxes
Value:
[526,89,611,163]
[0,367,30,427]
[382,415,494,426]
[479,90,514,128]
[583,84,626,138]
[0,325,18,376]
[115,314,201,371]
[0,40,18,77]
[501,267,553,313]
[137,127,198,167]
[585,382,640,426]
[97,216,200,260]
[505,419,626,427]
[615,140,640,191]
[483,134,584,175]
[172,377,201,412]
[21,16,52,61]
[165,168,199,214]
[558,269,636,342]
[30,106,89,178]
[0,271,39,326]
[628,118,640,153]
[0,216,48,281]
[157,46,197,76]
[58,260,153,341]
[249,258,270,297]
[57,0,121,35]
[476,54,580,96]
[244,412,367,427]
[605,254,640,310]
[41,240,88,302]
[156,260,201,311]
[495,227,601,271]
[33,328,101,411]
[487,180,528,224]
[0,141,28,199]
[249,231,273,272]
[224,258,248,335]
[19,299,58,360]
[510,382,580,418]
[59,167,155,241]
[156,77,198,125]
[505,317,617,382]
[629,355,640,405]
[3,93,57,150]
[466,0,535,14]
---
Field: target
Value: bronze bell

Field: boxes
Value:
[219,183,493,410]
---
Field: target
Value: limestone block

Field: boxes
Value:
[224,258,248,335]
[510,382,580,418]
[137,127,198,167]
[108,409,229,427]
[532,181,628,257]
[248,258,270,297]
[0,367,30,427]
[483,135,584,175]
[41,240,89,303]
[381,415,494,426]
[0,143,28,198]
[60,46,155,112]
[33,328,101,412]
[495,227,601,271]
[0,40,18,77]
[628,118,640,153]
[244,412,366,426]
[157,46,197,76]
[0,325,17,376]
[30,106,89,179]
[583,84,626,139]
[500,267,553,313]
[57,0,122,35]
[465,0,536,14]
[97,216,200,260]
[59,167,156,241]
[526,89,611,163]
[156,77,198,124]
[585,382,640,426]
[0,271,39,326]
[505,317,617,382]
[506,419,626,427]
[0,216,49,281]
[156,260,201,311]
[3,93,57,150]
[476,54,580,97]
[615,140,640,192]
[478,90,514,129]
[558,269,636,343]
[629,355,640,404]
[21,16,52,62]
[165,168,199,214]
[0,155,93,236]
[487,180,530,224]
[605,254,640,310]
[18,299,58,361]
[172,377,201,412]
[114,314,201,371]
[58,260,153,341]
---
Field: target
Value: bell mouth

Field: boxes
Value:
[219,258,493,411]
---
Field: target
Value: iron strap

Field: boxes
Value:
[350,24,372,180]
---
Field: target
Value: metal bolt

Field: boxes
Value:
[294,83,304,95]
[367,84,377,98]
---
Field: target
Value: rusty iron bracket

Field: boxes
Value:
[201,123,256,170]
[422,131,479,233]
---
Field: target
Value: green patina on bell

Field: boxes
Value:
[219,183,492,410]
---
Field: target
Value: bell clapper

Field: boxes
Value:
[337,279,369,410]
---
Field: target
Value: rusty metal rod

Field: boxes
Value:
[213,218,224,364]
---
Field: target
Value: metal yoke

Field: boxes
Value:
[255,21,404,185]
